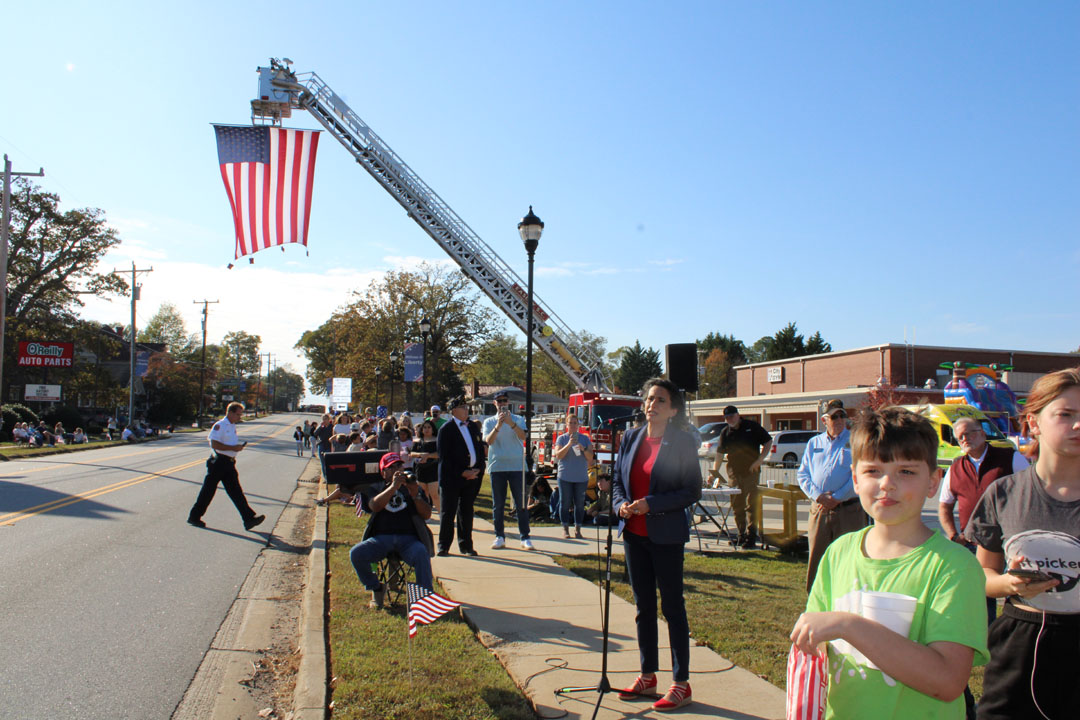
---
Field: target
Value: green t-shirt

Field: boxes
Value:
[806,528,990,720]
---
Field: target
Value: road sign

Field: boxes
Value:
[24,384,62,402]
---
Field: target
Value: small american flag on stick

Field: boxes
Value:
[407,583,460,638]
[213,125,320,264]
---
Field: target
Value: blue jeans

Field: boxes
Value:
[349,533,432,591]
[623,531,690,682]
[490,470,530,539]
[558,480,587,529]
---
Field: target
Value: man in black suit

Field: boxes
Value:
[436,397,485,556]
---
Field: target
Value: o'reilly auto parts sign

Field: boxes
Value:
[18,341,75,368]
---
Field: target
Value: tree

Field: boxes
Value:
[143,352,202,422]
[700,348,735,399]
[532,329,610,396]
[138,302,199,360]
[698,332,747,367]
[768,322,805,361]
[805,331,832,356]
[296,263,500,410]
[2,179,128,396]
[268,365,306,411]
[466,332,525,386]
[741,323,833,363]
[744,336,774,364]
[697,332,745,399]
[612,341,662,395]
[218,331,262,381]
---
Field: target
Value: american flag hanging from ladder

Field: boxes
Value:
[407,583,459,638]
[213,125,320,265]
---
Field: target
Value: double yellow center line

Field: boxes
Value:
[0,458,207,527]
[0,421,296,527]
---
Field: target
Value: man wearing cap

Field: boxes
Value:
[436,398,485,556]
[482,390,534,550]
[188,402,265,531]
[427,405,448,431]
[797,399,866,591]
[713,405,772,548]
[348,452,434,608]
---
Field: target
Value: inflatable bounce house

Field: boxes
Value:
[940,361,1023,439]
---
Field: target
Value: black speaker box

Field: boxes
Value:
[665,343,698,393]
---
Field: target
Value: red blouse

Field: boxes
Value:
[626,435,662,536]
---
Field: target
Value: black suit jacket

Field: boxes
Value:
[437,417,486,487]
[611,424,702,544]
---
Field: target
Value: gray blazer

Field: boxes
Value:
[611,424,702,545]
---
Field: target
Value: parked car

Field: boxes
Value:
[767,429,821,468]
[696,422,727,459]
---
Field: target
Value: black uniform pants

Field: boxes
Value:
[438,476,481,553]
[189,455,256,523]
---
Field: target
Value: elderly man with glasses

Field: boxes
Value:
[938,416,1029,547]
[797,399,865,592]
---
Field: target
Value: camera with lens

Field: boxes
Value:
[401,468,417,484]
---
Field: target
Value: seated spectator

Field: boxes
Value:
[72,427,88,444]
[36,422,56,446]
[331,433,350,452]
[348,453,434,608]
[13,422,29,445]
[121,426,136,442]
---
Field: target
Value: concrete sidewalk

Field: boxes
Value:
[432,519,786,720]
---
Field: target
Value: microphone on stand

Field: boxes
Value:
[605,411,644,426]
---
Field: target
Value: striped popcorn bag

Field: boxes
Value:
[786,644,827,720]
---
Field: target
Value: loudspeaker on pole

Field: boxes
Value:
[665,343,698,393]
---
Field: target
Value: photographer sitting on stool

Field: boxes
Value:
[349,452,435,609]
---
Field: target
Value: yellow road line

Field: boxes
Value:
[0,445,181,478]
[0,458,207,527]
[0,420,296,527]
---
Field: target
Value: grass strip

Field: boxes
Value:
[326,501,536,720]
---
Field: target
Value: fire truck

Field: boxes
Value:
[248,59,644,485]
[532,392,642,473]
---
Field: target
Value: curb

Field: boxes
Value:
[294,461,328,719]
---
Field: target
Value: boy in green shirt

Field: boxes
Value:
[790,407,989,719]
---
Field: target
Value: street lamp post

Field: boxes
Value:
[517,206,543,461]
[389,349,401,415]
[375,366,382,410]
[419,317,431,411]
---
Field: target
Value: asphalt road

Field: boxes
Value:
[0,412,316,719]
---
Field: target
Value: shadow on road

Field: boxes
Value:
[0,479,133,521]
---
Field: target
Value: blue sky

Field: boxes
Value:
[4,2,1077,400]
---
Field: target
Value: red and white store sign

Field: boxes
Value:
[17,341,74,367]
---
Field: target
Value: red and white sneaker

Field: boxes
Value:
[652,683,692,712]
[617,674,657,700]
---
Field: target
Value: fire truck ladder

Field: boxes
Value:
[252,58,607,392]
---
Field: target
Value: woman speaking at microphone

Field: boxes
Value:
[612,377,702,712]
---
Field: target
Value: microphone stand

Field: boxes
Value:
[555,416,658,718]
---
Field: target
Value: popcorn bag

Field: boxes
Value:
[786,644,827,720]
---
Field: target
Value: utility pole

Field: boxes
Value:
[193,300,219,427]
[257,352,270,418]
[112,262,153,427]
[1,155,44,407]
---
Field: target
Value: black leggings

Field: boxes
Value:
[977,603,1080,720]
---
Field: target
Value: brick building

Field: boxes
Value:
[689,343,1078,432]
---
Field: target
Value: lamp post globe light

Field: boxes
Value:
[419,316,432,410]
[389,349,401,414]
[374,366,382,411]
[517,206,543,453]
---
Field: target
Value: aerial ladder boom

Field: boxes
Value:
[251,58,608,392]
